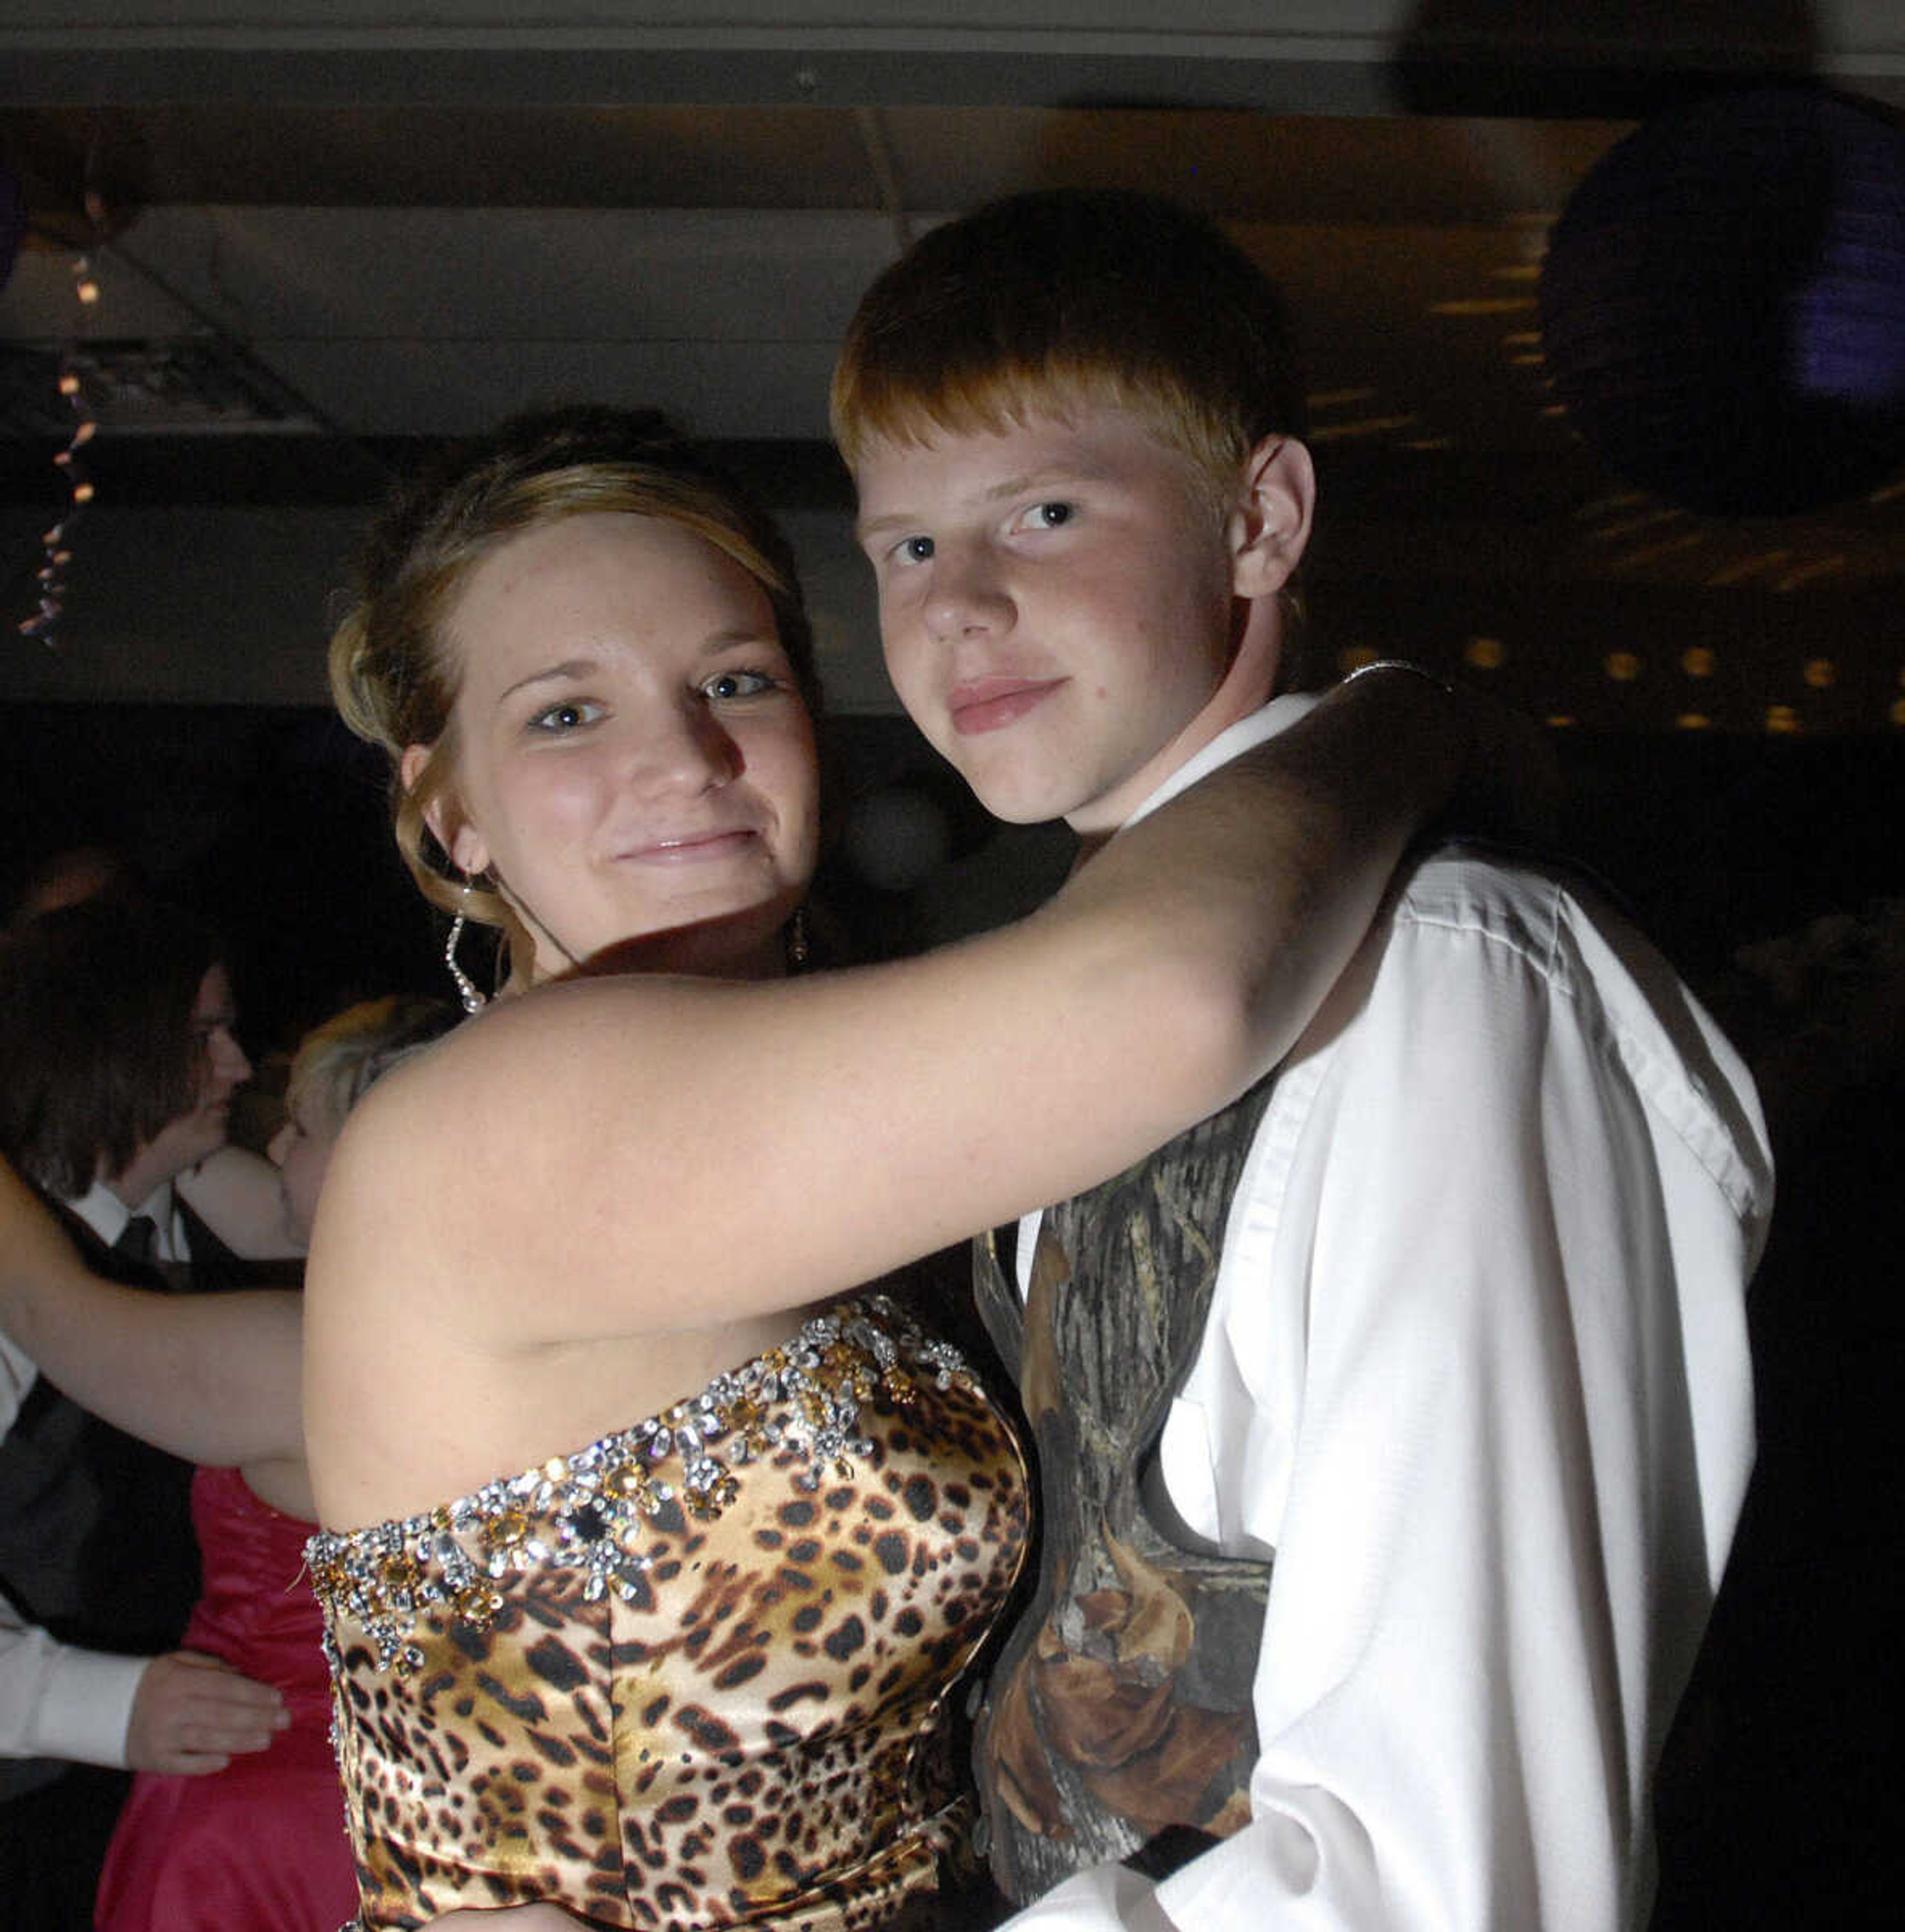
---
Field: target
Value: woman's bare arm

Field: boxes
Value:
[0,1157,304,1468]
[312,668,1464,1358]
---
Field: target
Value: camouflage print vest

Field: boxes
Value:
[969,1072,1279,1904]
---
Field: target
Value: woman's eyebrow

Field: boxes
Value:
[497,657,598,703]
[696,628,782,657]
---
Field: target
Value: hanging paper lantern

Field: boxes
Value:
[1540,89,1905,515]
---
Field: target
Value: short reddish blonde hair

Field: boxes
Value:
[831,188,1307,519]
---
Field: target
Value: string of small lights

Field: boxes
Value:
[18,190,105,646]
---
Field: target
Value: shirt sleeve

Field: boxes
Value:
[1,1330,148,1769]
[0,1594,146,1767]
[997,860,1769,1930]
[1,1327,36,1434]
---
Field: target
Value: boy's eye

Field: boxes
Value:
[701,669,777,700]
[892,535,935,564]
[528,698,602,733]
[1019,501,1073,531]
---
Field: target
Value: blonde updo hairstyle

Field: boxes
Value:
[329,406,821,996]
[286,994,460,1143]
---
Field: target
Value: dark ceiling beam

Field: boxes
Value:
[2,4,1898,116]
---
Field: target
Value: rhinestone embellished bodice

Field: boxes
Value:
[309,1297,1029,1932]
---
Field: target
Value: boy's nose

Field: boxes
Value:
[924,545,1012,643]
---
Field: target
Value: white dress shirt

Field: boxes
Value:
[65,1177,190,1266]
[0,1181,189,1767]
[997,699,1773,1931]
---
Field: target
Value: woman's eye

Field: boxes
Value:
[528,699,601,733]
[702,669,777,701]
[1020,501,1073,531]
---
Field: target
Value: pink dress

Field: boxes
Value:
[94,1465,355,1932]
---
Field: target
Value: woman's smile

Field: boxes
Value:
[617,824,764,864]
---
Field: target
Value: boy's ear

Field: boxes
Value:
[399,742,490,878]
[1228,434,1315,597]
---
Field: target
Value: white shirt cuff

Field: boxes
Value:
[33,1643,147,1768]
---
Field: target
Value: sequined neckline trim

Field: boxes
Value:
[307,1295,973,1677]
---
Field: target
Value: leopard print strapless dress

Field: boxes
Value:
[308,1297,1028,1931]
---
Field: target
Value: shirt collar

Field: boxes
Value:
[1118,692,1321,835]
[66,1177,176,1254]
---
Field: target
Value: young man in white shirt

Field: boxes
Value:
[0,897,286,1925]
[829,188,1774,1931]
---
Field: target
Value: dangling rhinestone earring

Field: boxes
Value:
[444,878,488,1013]
[785,905,811,973]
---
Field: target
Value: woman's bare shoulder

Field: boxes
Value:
[302,985,667,1336]
[303,1029,478,1302]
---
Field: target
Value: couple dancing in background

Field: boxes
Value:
[1,934,452,1931]
[6,188,1768,1932]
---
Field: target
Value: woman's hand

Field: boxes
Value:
[1334,659,1563,851]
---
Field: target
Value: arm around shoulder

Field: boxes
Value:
[316,665,1472,1359]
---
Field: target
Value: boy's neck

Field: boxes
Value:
[1068,662,1283,865]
